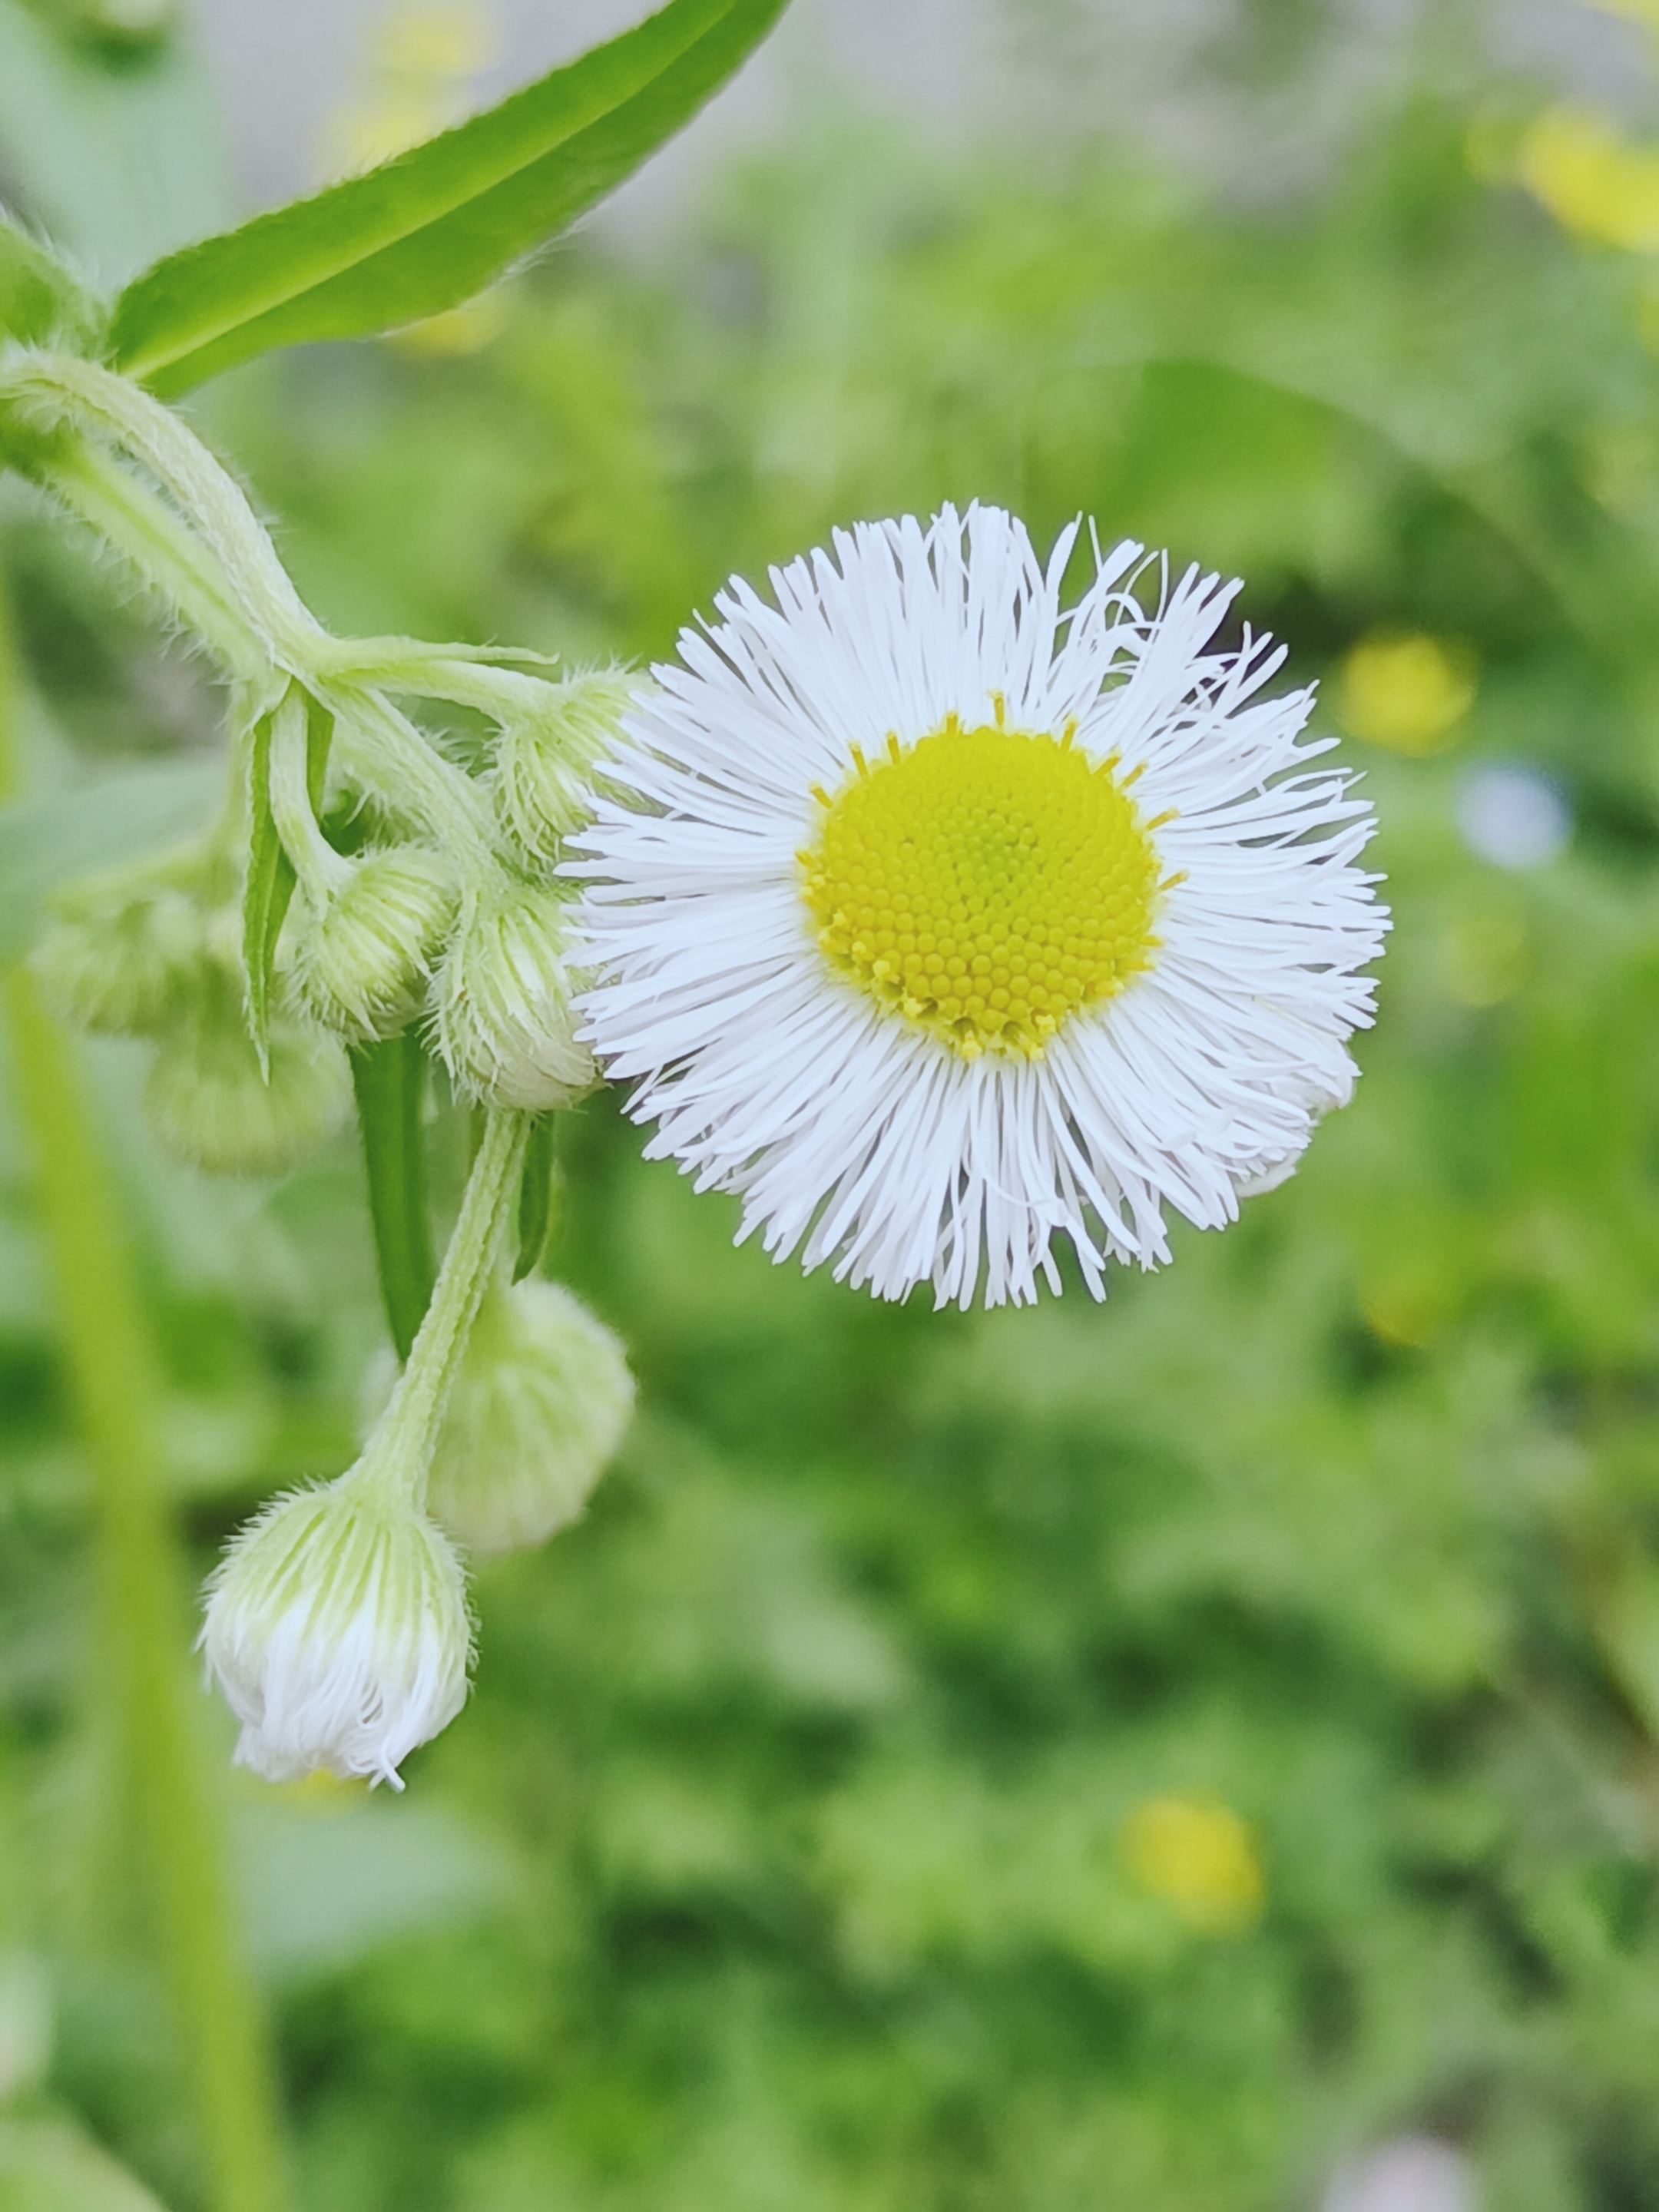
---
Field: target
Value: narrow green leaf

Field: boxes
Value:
[0,210,101,349]
[513,1114,559,1283]
[239,707,287,1065]
[352,1031,435,1363]
[0,759,217,964]
[108,0,786,395]
[241,690,331,1061]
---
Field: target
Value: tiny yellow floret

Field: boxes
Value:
[800,716,1162,1058]
[1121,1793,1266,1933]
[1517,107,1659,254]
[1337,632,1476,758]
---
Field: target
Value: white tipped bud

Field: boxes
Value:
[145,979,350,1174]
[291,846,458,1042]
[432,873,596,1111]
[425,1280,634,1553]
[200,1472,472,1787]
[492,670,635,861]
[32,885,207,1038]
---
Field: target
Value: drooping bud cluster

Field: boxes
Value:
[3,353,651,1788]
[426,1278,634,1553]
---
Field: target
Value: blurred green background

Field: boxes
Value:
[9,2,1659,2207]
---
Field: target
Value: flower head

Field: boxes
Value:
[290,844,459,1042]
[573,505,1387,1308]
[425,1278,634,1553]
[200,1472,472,1786]
[33,878,207,1038]
[432,869,596,1110]
[492,668,637,861]
[146,969,351,1176]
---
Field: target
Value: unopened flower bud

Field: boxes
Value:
[291,846,458,1042]
[145,976,350,1174]
[492,670,634,861]
[32,883,207,1038]
[200,1471,472,1786]
[425,1279,634,1553]
[432,873,596,1111]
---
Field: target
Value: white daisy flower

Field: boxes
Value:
[571,505,1387,1309]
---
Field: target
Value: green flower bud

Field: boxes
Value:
[145,975,350,1175]
[201,1470,472,1786]
[432,873,596,1111]
[32,883,207,1038]
[491,669,635,861]
[290,846,459,1043]
[425,1280,634,1554]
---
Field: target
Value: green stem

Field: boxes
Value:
[363,1107,531,1503]
[0,575,290,2212]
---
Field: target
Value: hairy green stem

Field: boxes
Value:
[316,679,498,863]
[38,438,272,686]
[363,1107,531,1505]
[1,354,319,666]
[0,572,290,2212]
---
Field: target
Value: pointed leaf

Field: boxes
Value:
[108,0,786,396]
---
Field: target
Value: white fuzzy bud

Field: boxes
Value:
[32,885,207,1038]
[491,670,635,861]
[200,1472,472,1787]
[290,846,458,1042]
[431,873,596,1111]
[425,1280,634,1554]
[145,979,351,1175]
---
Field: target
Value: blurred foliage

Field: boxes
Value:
[10,1,1659,2207]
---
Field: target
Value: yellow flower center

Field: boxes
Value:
[800,713,1164,1060]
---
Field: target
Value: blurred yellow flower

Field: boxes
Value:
[1336,632,1476,757]
[1441,904,1528,1008]
[322,0,496,178]
[1361,1273,1450,1349]
[390,293,510,359]
[1583,0,1659,29]
[372,0,493,80]
[1120,1793,1265,1932]
[1517,108,1659,253]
